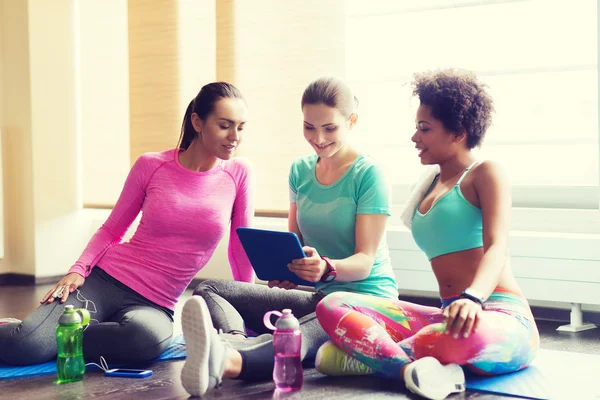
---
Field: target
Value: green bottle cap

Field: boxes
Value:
[58,305,91,326]
[77,308,91,326]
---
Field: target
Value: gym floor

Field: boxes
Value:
[1,283,599,399]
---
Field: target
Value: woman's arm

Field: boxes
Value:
[289,163,391,283]
[467,161,512,300]
[306,213,388,282]
[288,203,304,245]
[228,161,255,283]
[444,161,512,339]
[289,214,388,283]
[66,155,153,278]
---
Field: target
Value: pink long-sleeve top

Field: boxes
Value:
[68,149,255,310]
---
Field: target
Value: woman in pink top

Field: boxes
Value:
[0,82,255,366]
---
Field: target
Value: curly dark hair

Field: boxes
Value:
[412,69,494,149]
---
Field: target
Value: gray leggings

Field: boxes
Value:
[0,267,173,366]
[194,279,330,380]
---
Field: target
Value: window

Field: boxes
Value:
[345,0,598,211]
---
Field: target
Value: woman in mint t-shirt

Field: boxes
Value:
[180,77,398,397]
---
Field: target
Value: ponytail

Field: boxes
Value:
[178,100,196,150]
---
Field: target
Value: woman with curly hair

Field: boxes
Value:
[313,69,539,400]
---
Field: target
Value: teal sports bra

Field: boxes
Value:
[411,162,483,261]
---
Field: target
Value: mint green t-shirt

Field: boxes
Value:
[289,154,398,299]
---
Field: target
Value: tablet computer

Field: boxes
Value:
[236,227,315,287]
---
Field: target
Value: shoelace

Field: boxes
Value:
[342,355,372,374]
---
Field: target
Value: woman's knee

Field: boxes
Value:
[315,292,350,322]
[85,316,173,362]
[0,329,56,365]
[192,279,224,297]
[412,323,474,364]
[466,320,539,375]
[127,312,173,349]
[134,329,172,361]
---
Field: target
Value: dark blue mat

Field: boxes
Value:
[466,349,600,399]
[0,334,186,380]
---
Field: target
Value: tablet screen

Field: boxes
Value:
[236,227,315,286]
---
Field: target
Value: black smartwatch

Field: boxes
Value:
[460,287,485,308]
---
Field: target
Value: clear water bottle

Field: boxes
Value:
[56,305,90,383]
[264,308,303,391]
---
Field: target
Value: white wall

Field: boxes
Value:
[28,0,99,278]
[0,0,128,276]
[178,0,216,115]
[78,0,130,206]
[0,0,96,277]
[0,2,5,261]
[1,0,36,275]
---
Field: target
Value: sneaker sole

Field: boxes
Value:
[181,297,212,397]
[405,357,465,400]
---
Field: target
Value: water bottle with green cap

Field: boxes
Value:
[56,305,90,383]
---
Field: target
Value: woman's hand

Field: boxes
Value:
[267,280,298,290]
[443,298,483,339]
[287,246,327,283]
[41,273,85,304]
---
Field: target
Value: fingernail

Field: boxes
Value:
[464,332,469,338]
[453,333,458,339]
[444,330,449,335]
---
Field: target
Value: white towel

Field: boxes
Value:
[400,165,440,230]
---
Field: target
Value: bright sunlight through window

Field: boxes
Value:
[346,0,598,209]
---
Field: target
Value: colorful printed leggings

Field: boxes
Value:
[316,289,539,379]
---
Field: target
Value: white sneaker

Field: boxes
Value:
[180,297,229,397]
[219,331,272,351]
[404,357,466,400]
